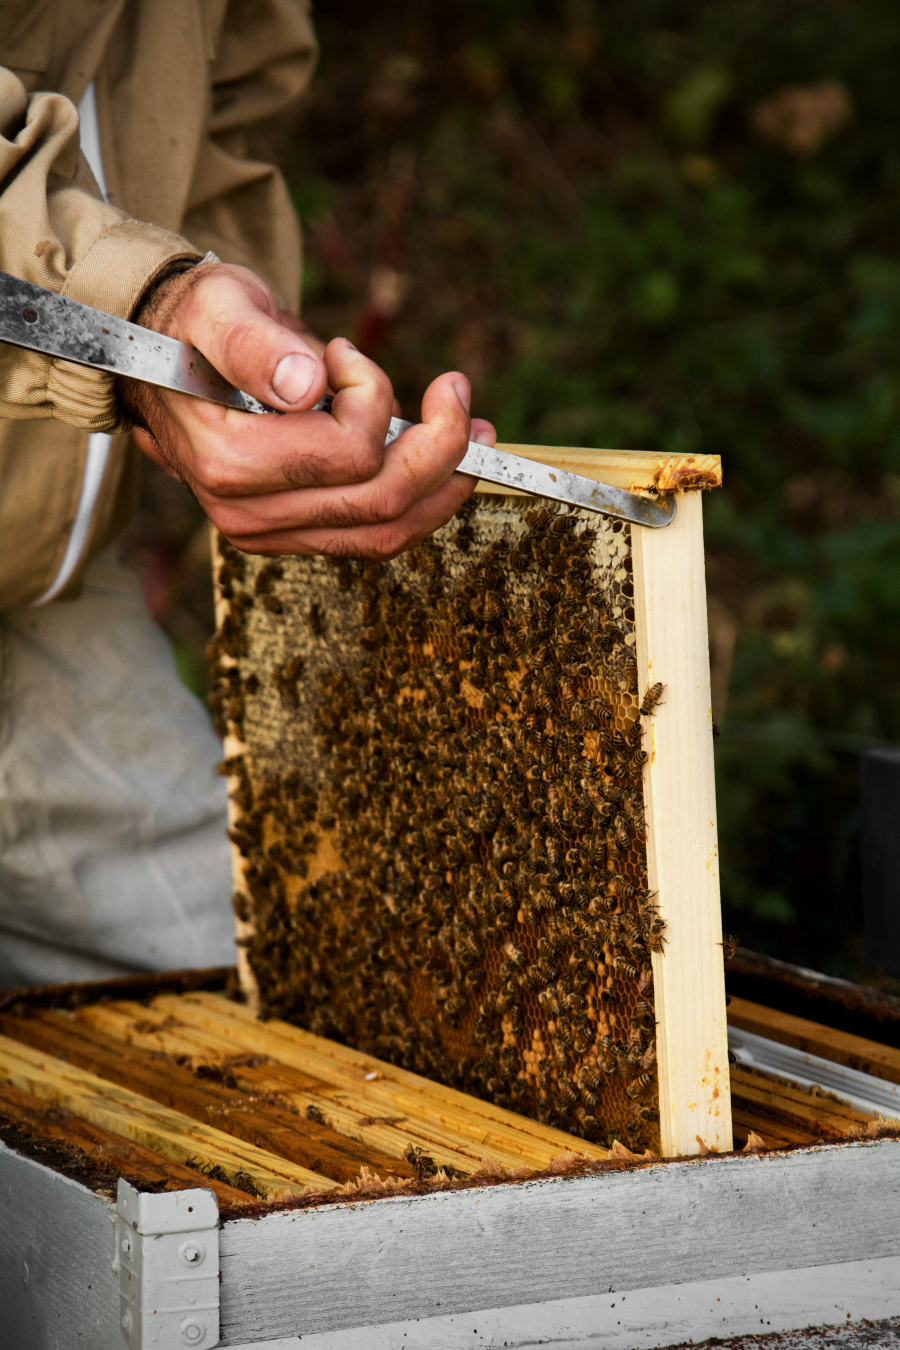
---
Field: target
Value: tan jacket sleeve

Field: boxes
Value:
[0,0,317,610]
[0,66,203,432]
[180,0,318,311]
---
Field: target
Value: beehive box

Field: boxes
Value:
[1,961,899,1349]
[209,446,729,1158]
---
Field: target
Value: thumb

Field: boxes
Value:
[172,264,328,412]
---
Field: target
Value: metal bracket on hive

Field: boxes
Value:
[115,1179,220,1349]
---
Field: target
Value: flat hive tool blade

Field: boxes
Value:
[0,270,676,528]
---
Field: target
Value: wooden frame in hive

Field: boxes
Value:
[209,443,729,1159]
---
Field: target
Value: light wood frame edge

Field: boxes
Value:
[632,492,732,1156]
[476,446,722,495]
[211,526,261,1014]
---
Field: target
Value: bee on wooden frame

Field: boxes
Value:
[639,682,665,717]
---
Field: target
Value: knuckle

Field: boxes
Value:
[363,360,393,400]
[207,496,272,540]
[219,531,270,557]
[369,523,412,561]
[427,419,466,461]
[352,437,385,480]
[218,314,262,364]
[451,425,469,456]
[196,462,244,497]
[206,504,244,539]
[368,483,409,523]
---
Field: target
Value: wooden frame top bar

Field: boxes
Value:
[477,446,722,495]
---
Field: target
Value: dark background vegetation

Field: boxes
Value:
[130,0,900,987]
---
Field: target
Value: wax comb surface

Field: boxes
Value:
[211,497,663,1152]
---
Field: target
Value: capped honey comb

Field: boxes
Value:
[210,496,664,1152]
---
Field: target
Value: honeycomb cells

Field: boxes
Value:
[210,496,663,1152]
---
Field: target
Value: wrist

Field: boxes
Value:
[115,252,219,430]
[132,251,219,334]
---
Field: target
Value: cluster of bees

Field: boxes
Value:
[209,497,665,1153]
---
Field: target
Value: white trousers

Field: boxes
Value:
[0,549,236,986]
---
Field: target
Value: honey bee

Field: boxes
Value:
[404,1145,438,1177]
[556,1075,578,1107]
[639,682,665,717]
[254,559,285,595]
[624,1037,644,1067]
[577,1063,602,1092]
[614,816,631,850]
[646,917,666,953]
[638,1042,657,1072]
[625,1071,654,1099]
[720,933,740,961]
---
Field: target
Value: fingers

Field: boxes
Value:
[171,265,328,412]
[469,417,497,447]
[164,354,473,514]
[321,337,395,471]
[156,337,396,496]
[219,464,476,560]
[135,263,492,563]
[421,369,471,433]
[201,368,475,535]
[448,417,498,496]
[377,368,471,493]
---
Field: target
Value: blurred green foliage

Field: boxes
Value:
[286,0,900,980]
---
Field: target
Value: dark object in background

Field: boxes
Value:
[726,946,900,1048]
[861,749,900,979]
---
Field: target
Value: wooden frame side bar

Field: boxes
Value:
[631,491,732,1156]
[211,527,261,1013]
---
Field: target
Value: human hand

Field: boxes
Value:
[119,262,495,558]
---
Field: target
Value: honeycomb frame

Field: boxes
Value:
[211,452,730,1159]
